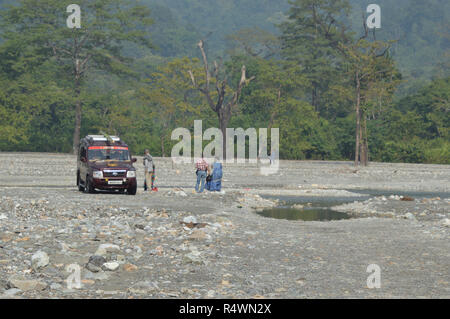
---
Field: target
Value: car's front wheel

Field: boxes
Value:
[84,176,95,193]
[127,185,137,195]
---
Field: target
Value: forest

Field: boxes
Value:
[0,0,448,164]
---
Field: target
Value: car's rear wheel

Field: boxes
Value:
[84,176,95,194]
[77,171,84,192]
[127,185,137,195]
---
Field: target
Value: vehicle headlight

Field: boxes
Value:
[93,170,103,179]
[126,170,136,178]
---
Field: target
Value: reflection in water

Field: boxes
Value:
[257,208,351,221]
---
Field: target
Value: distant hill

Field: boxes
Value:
[0,0,448,89]
[145,0,449,91]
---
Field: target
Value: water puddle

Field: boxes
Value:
[258,190,449,222]
[257,207,351,221]
[256,194,364,221]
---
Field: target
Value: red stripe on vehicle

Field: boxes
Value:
[88,146,128,150]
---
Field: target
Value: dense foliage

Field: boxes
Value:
[0,0,448,164]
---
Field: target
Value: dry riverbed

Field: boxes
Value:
[0,153,448,298]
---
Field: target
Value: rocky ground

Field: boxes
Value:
[0,152,448,299]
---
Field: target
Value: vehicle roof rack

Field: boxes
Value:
[86,135,121,143]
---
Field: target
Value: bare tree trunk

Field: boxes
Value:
[188,40,254,161]
[219,114,227,160]
[161,135,165,157]
[219,108,232,159]
[359,116,365,165]
[219,119,227,159]
[259,86,281,162]
[362,115,369,166]
[355,71,361,166]
[50,38,92,155]
[72,73,82,155]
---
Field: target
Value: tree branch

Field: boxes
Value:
[198,40,210,91]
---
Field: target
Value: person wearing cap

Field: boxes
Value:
[195,155,209,193]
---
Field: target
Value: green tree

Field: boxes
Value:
[280,0,352,113]
[138,57,209,156]
[339,32,400,166]
[0,0,153,153]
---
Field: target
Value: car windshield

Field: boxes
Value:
[88,147,130,161]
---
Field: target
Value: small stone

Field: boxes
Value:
[441,218,450,227]
[95,243,120,256]
[133,246,143,259]
[183,251,203,265]
[129,281,159,293]
[123,263,138,272]
[31,251,49,270]
[102,262,120,271]
[50,283,63,290]
[7,276,47,292]
[403,213,417,221]
[183,216,197,224]
[3,288,22,296]
[86,255,107,273]
[116,255,126,264]
[189,230,209,241]
[210,223,222,229]
[84,270,110,281]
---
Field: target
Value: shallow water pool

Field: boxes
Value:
[257,207,351,221]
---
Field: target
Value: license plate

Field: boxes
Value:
[108,180,123,185]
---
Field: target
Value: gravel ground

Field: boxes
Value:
[0,152,448,299]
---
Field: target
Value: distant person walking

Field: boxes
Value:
[143,149,155,191]
[195,155,209,193]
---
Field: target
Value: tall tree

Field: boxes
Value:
[280,0,352,113]
[139,57,206,156]
[339,26,400,166]
[188,40,255,158]
[0,0,153,153]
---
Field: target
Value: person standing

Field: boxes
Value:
[209,157,223,192]
[195,155,209,193]
[143,149,155,191]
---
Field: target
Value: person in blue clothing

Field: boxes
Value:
[208,157,223,192]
